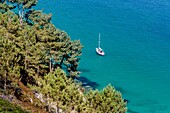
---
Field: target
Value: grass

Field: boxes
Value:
[0,98,29,113]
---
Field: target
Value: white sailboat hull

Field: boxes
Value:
[96,47,105,56]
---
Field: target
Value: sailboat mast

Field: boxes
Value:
[98,33,100,48]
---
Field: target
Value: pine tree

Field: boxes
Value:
[16,25,43,83]
[29,68,85,112]
[85,84,127,113]
[1,1,83,78]
[0,36,20,93]
[8,0,37,25]
[0,11,47,85]
[24,8,83,77]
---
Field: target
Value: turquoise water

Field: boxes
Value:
[37,0,170,112]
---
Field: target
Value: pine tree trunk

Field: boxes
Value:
[18,4,23,25]
[4,70,7,94]
[52,63,54,72]
[60,55,65,67]
[50,58,52,72]
[37,66,39,76]
[57,102,59,113]
[25,50,27,70]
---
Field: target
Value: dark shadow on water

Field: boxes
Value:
[75,76,100,90]
[78,68,91,73]
[114,86,128,94]
[127,109,139,113]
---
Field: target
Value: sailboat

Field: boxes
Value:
[96,33,105,56]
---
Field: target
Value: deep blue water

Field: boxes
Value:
[37,0,170,112]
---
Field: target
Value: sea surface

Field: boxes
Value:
[37,0,170,112]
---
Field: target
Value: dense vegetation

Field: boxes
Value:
[0,0,127,113]
[0,98,29,113]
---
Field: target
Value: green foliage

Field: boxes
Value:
[26,10,52,26]
[0,98,29,113]
[30,68,85,112]
[85,85,127,113]
[0,36,20,92]
[0,0,38,26]
[0,1,16,13]
[0,10,82,84]
[30,69,127,113]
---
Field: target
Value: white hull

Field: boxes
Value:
[96,47,105,56]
